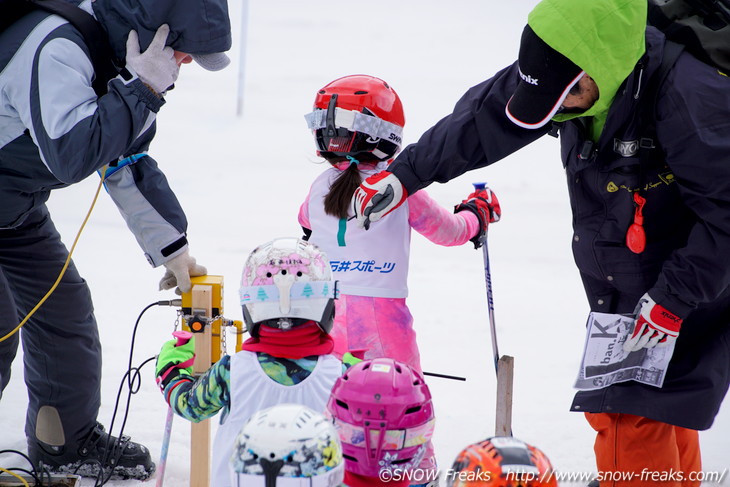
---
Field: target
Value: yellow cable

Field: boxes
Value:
[0,467,30,487]
[0,169,107,344]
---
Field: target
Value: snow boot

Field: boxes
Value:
[587,481,600,487]
[28,422,155,480]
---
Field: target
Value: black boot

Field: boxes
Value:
[587,481,600,487]
[28,422,155,480]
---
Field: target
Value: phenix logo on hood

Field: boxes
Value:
[92,0,232,71]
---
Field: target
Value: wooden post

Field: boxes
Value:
[495,355,514,437]
[190,284,212,487]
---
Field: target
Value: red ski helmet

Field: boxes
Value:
[447,436,558,487]
[305,75,405,162]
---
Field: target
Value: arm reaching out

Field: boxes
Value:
[408,190,480,246]
[352,171,408,229]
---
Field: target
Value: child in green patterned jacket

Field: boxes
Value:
[154,237,357,487]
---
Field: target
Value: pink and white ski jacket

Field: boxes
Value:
[298,163,479,371]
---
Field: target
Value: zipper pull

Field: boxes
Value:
[626,192,647,254]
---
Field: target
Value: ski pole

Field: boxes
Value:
[157,408,174,487]
[156,330,192,487]
[472,183,514,436]
[423,371,466,381]
[473,182,500,376]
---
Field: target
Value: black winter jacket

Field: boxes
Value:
[389,28,730,430]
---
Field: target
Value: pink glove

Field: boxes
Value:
[624,293,683,352]
[352,171,408,230]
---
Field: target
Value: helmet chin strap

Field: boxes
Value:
[260,458,284,487]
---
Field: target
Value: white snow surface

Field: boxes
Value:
[1,1,728,486]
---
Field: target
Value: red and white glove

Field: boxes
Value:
[352,171,408,230]
[454,187,501,248]
[623,293,683,352]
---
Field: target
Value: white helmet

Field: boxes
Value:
[230,404,345,487]
[240,238,337,337]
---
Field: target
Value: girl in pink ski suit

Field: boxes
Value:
[299,74,499,374]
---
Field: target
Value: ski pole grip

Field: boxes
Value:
[172,330,193,347]
[473,182,487,191]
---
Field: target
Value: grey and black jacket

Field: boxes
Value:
[0,0,230,266]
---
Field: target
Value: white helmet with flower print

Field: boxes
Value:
[240,238,337,337]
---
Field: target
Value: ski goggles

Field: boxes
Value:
[304,107,403,146]
[332,417,435,450]
[232,464,344,487]
[240,281,338,305]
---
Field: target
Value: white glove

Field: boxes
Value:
[126,24,179,94]
[159,250,207,294]
[352,170,408,230]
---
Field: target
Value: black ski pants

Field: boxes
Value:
[0,205,100,448]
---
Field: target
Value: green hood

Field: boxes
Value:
[528,0,647,139]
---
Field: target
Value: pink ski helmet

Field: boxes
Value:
[326,358,435,478]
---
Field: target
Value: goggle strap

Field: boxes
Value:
[240,281,338,305]
[304,108,403,145]
[333,417,435,450]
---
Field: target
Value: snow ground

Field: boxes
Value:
[1,1,727,486]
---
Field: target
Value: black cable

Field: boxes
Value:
[41,467,51,487]
[128,302,159,388]
[0,449,34,471]
[72,456,103,487]
[2,301,177,486]
[73,301,176,486]
[0,449,42,486]
[7,467,38,480]
[99,356,156,485]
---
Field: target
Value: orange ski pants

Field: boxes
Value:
[585,413,701,487]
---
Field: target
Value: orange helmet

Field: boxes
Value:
[446,436,558,487]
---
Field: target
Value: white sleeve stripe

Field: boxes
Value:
[38,38,96,140]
